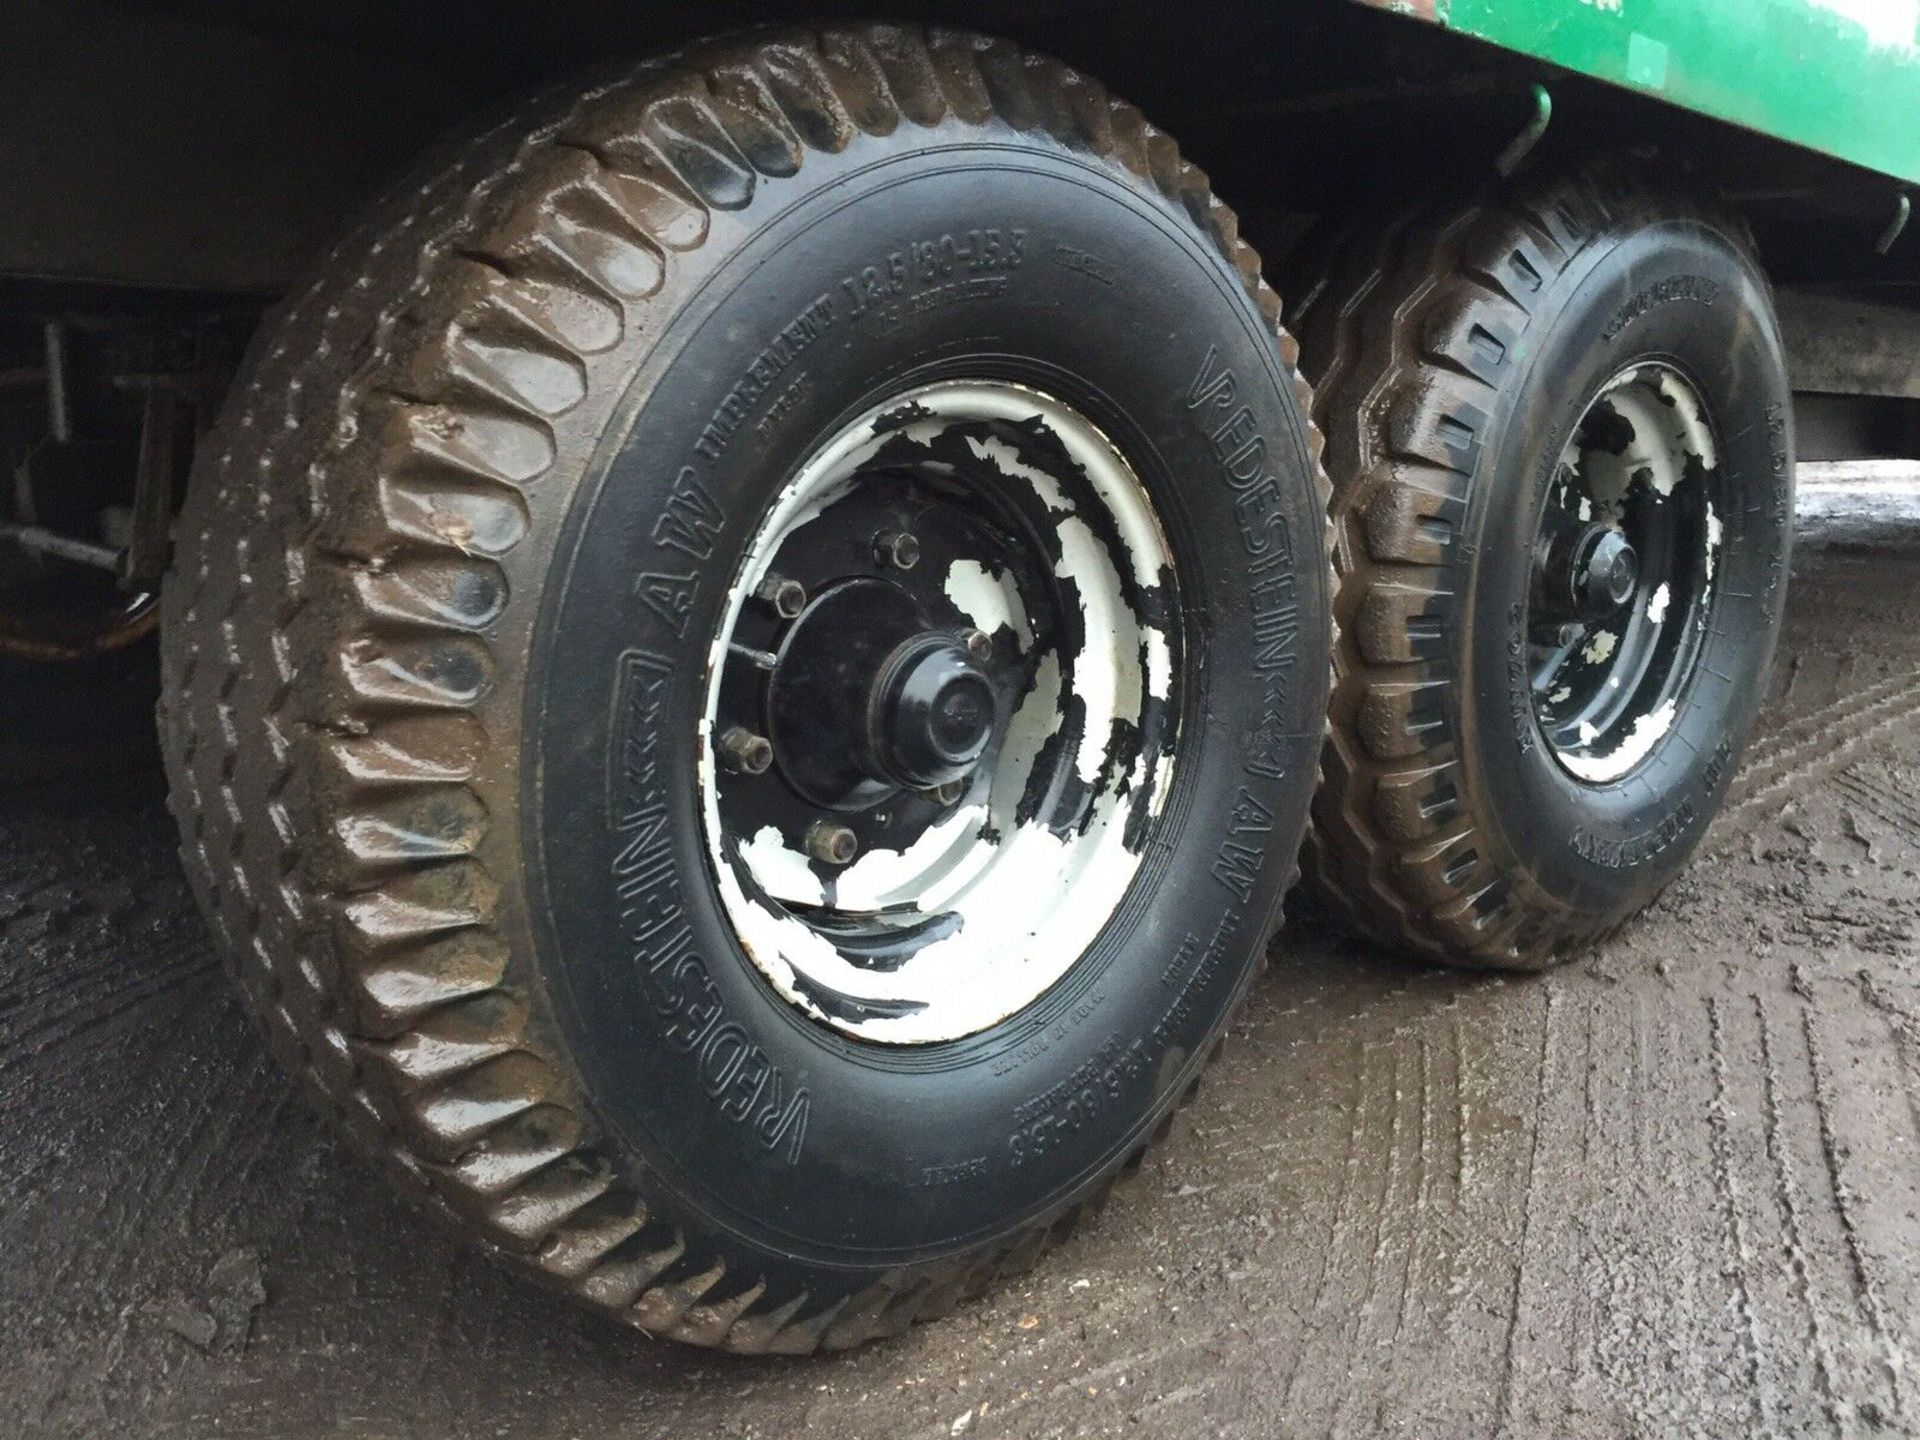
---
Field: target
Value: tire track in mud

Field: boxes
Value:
[1273,1031,1387,1426]
[1714,661,1920,845]
[1803,997,1919,1429]
[1755,996,1846,1435]
[1493,989,1560,1439]
[1833,765,1920,843]
[0,952,213,1087]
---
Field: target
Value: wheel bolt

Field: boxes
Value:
[805,820,859,866]
[719,726,773,775]
[874,530,921,570]
[754,574,807,619]
[961,627,992,662]
[926,780,966,807]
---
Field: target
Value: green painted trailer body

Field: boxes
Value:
[1359,0,1920,187]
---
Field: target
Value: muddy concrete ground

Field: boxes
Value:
[4,474,1918,1440]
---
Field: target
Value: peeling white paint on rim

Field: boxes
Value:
[1654,369,1719,473]
[1581,364,1715,509]
[1559,699,1681,783]
[966,433,1073,514]
[740,825,824,906]
[699,380,1178,1045]
[1646,582,1672,625]
[1581,629,1618,664]
[1143,627,1174,703]
[944,559,1031,647]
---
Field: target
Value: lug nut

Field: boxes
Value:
[805,820,859,866]
[926,780,966,807]
[961,628,992,662]
[755,574,807,619]
[874,530,921,570]
[719,726,773,775]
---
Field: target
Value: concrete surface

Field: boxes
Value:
[3,474,1918,1439]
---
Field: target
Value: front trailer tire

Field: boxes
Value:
[1299,165,1792,968]
[159,27,1330,1352]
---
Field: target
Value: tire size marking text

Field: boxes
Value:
[1007,905,1245,1168]
[836,228,1027,326]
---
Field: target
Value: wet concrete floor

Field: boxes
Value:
[3,474,1918,1439]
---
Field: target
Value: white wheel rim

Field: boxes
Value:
[698,380,1180,1044]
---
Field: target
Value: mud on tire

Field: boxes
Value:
[1296,164,1792,968]
[159,26,1330,1351]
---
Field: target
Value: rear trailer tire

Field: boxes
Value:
[1299,166,1791,968]
[159,26,1330,1351]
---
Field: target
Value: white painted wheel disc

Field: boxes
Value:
[699,381,1179,1044]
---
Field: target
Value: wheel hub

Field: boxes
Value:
[864,633,996,789]
[765,577,1001,806]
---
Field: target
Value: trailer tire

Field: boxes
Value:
[1298,165,1791,968]
[159,25,1329,1351]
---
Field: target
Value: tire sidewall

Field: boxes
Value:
[522,128,1327,1276]
[1459,215,1791,923]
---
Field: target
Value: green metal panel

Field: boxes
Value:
[1360,0,1920,186]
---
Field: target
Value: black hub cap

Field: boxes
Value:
[1570,526,1639,616]
[866,633,996,788]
